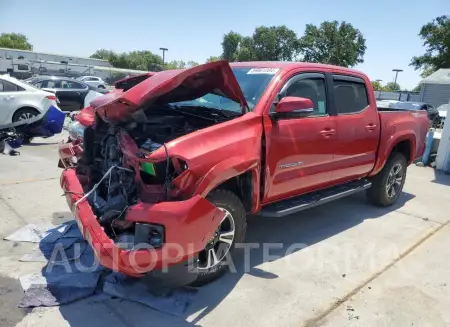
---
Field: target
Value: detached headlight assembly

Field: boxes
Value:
[68,121,86,141]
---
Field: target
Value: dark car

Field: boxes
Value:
[26,76,109,112]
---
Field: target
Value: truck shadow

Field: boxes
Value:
[52,191,414,327]
[184,191,415,325]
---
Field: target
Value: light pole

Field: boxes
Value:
[159,47,168,69]
[392,69,403,90]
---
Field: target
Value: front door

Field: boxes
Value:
[263,72,337,204]
[55,80,88,111]
[0,79,21,124]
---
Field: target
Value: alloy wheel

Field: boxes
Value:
[386,163,403,198]
[198,208,235,269]
[18,111,37,121]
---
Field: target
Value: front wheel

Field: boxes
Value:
[192,189,247,286]
[367,152,407,206]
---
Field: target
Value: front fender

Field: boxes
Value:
[194,155,260,200]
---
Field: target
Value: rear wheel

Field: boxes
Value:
[98,85,105,89]
[192,189,247,286]
[12,108,39,122]
[367,152,407,206]
[12,108,39,144]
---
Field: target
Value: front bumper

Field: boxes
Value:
[60,168,224,277]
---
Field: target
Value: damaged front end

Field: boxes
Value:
[60,114,225,278]
[59,61,247,280]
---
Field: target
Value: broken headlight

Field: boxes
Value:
[68,120,86,141]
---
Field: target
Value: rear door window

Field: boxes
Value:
[333,75,369,115]
[2,80,22,92]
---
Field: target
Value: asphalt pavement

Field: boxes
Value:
[1,132,450,327]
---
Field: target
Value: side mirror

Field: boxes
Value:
[275,96,314,115]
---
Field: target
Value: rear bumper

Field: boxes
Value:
[60,168,224,277]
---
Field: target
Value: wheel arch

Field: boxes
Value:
[370,133,415,176]
[11,106,42,122]
[194,155,261,213]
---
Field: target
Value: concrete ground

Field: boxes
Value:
[1,132,450,327]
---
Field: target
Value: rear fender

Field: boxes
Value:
[194,155,261,212]
[370,132,415,176]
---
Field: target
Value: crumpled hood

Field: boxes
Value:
[90,60,248,122]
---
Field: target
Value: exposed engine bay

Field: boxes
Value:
[77,108,222,241]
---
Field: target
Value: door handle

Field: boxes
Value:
[366,124,377,131]
[75,92,80,95]
[319,128,336,137]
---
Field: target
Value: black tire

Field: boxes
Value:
[98,85,105,89]
[367,152,407,207]
[192,189,247,286]
[12,108,39,123]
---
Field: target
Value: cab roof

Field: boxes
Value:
[229,61,364,75]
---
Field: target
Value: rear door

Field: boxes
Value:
[330,74,380,182]
[0,79,23,124]
[262,71,337,203]
[56,80,89,111]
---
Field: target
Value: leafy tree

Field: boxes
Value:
[299,21,366,67]
[412,84,422,92]
[221,26,301,62]
[222,31,242,61]
[165,60,199,69]
[371,80,384,91]
[0,33,33,50]
[90,49,164,71]
[251,26,300,61]
[410,15,450,77]
[206,56,222,62]
[384,82,401,92]
[90,49,116,60]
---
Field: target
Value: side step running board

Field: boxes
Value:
[259,179,372,218]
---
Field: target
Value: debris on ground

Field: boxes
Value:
[4,221,76,243]
[103,273,197,317]
[0,128,23,156]
[19,272,100,307]
[346,305,359,320]
[4,220,198,316]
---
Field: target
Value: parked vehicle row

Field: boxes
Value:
[76,75,107,89]
[24,76,109,112]
[58,61,429,289]
[0,74,65,143]
[0,74,59,125]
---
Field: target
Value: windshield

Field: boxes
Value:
[170,67,277,112]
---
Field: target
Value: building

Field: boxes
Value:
[419,69,450,107]
[0,47,111,68]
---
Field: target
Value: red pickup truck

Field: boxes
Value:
[59,60,429,288]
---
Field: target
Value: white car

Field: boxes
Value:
[0,74,59,126]
[76,76,107,89]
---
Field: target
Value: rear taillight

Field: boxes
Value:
[46,95,57,100]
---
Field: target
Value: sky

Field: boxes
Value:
[0,0,448,89]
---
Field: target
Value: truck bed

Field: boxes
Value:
[370,109,429,176]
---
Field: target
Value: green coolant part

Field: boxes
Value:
[141,162,156,176]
